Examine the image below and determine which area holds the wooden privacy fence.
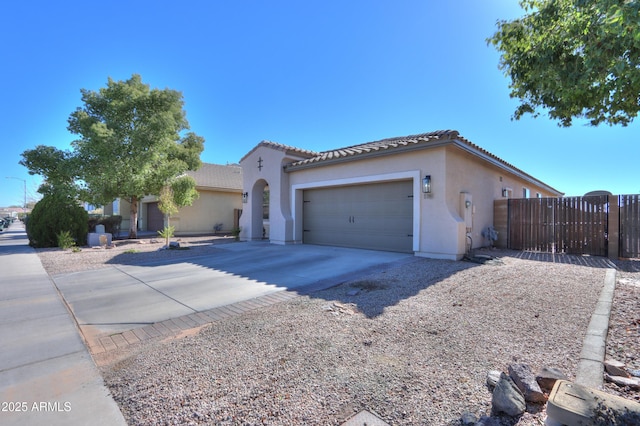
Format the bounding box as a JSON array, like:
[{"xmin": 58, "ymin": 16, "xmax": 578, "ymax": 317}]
[
  {"xmin": 620, "ymin": 194, "xmax": 640, "ymax": 258},
  {"xmin": 494, "ymin": 194, "xmax": 640, "ymax": 259}
]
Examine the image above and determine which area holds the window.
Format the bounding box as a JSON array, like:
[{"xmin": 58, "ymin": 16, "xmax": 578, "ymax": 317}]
[{"xmin": 523, "ymin": 188, "xmax": 530, "ymax": 198}]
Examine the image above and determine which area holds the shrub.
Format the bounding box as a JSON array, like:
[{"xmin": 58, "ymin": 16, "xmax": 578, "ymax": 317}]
[
  {"xmin": 158, "ymin": 225, "xmax": 175, "ymax": 248},
  {"xmin": 100, "ymin": 215, "xmax": 122, "ymax": 236},
  {"xmin": 57, "ymin": 230, "xmax": 76, "ymax": 250},
  {"xmin": 88, "ymin": 215, "xmax": 122, "ymax": 236},
  {"xmin": 27, "ymin": 193, "xmax": 89, "ymax": 248}
]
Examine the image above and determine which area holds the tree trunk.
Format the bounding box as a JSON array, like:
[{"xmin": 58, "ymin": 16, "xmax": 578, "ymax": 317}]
[
  {"xmin": 164, "ymin": 214, "xmax": 170, "ymax": 248},
  {"xmin": 128, "ymin": 195, "xmax": 138, "ymax": 239}
]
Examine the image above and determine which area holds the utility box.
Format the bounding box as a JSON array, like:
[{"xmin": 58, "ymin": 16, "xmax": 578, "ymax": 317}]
[
  {"xmin": 87, "ymin": 232, "xmax": 112, "ymax": 247},
  {"xmin": 546, "ymin": 380, "xmax": 640, "ymax": 425}
]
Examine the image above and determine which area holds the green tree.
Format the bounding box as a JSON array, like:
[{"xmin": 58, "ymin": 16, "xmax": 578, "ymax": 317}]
[
  {"xmin": 488, "ymin": 0, "xmax": 640, "ymax": 126},
  {"xmin": 21, "ymin": 74, "xmax": 204, "ymax": 238},
  {"xmin": 20, "ymin": 145, "xmax": 80, "ymax": 198},
  {"xmin": 157, "ymin": 175, "xmax": 199, "ymax": 247}
]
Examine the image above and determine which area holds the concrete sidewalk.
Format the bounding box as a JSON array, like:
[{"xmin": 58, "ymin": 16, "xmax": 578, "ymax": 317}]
[{"xmin": 0, "ymin": 222, "xmax": 126, "ymax": 426}]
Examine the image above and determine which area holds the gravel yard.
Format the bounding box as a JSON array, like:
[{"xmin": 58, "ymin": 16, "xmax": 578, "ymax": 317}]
[{"xmin": 37, "ymin": 238, "xmax": 639, "ymax": 425}]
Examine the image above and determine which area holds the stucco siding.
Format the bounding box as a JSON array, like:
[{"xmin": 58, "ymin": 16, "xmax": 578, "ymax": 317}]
[
  {"xmin": 169, "ymin": 189, "xmax": 241, "ymax": 234},
  {"xmin": 444, "ymin": 146, "xmax": 560, "ymax": 249},
  {"xmin": 287, "ymin": 147, "xmax": 467, "ymax": 259}
]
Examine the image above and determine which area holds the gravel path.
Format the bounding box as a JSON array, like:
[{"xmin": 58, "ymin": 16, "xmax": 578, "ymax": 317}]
[{"xmin": 36, "ymin": 240, "xmax": 639, "ymax": 425}]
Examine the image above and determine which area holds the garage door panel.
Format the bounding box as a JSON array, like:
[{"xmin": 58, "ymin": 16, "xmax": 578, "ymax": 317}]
[{"xmin": 303, "ymin": 180, "xmax": 413, "ymax": 253}]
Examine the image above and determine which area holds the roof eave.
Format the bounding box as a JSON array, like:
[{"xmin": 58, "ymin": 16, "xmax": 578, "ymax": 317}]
[
  {"xmin": 451, "ymin": 140, "xmax": 564, "ymax": 196},
  {"xmin": 283, "ymin": 139, "xmax": 452, "ymax": 172},
  {"xmin": 283, "ymin": 137, "xmax": 563, "ymax": 196},
  {"xmin": 195, "ymin": 185, "xmax": 243, "ymax": 193}
]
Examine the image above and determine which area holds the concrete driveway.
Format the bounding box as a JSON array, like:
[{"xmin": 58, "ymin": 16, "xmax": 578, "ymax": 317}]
[{"xmin": 51, "ymin": 242, "xmax": 412, "ymax": 339}]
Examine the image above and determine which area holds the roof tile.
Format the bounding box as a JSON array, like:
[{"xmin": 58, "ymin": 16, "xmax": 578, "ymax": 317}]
[{"xmin": 186, "ymin": 163, "xmax": 243, "ymax": 191}]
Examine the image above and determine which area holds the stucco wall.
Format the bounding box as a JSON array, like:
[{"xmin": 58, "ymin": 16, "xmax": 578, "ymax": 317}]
[
  {"xmin": 115, "ymin": 190, "xmax": 241, "ymax": 235},
  {"xmin": 168, "ymin": 189, "xmax": 241, "ymax": 234},
  {"xmin": 444, "ymin": 146, "xmax": 561, "ymax": 250},
  {"xmin": 285, "ymin": 147, "xmax": 468, "ymax": 259},
  {"xmin": 240, "ymin": 145, "xmax": 310, "ymax": 244}
]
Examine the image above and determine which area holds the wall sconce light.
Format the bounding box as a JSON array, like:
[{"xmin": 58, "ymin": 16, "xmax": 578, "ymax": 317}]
[
  {"xmin": 465, "ymin": 200, "xmax": 471, "ymax": 209},
  {"xmin": 422, "ymin": 175, "xmax": 431, "ymax": 194},
  {"xmin": 242, "ymin": 192, "xmax": 248, "ymax": 203}
]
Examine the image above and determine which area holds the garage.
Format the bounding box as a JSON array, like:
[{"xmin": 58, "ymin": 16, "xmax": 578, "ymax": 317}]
[
  {"xmin": 146, "ymin": 202, "xmax": 165, "ymax": 232},
  {"xmin": 302, "ymin": 180, "xmax": 413, "ymax": 253}
]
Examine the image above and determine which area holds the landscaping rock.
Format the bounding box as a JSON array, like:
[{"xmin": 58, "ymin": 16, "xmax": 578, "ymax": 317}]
[
  {"xmin": 492, "ymin": 372, "xmax": 526, "ymax": 417},
  {"xmin": 508, "ymin": 363, "xmax": 547, "ymax": 403},
  {"xmin": 460, "ymin": 411, "xmax": 477, "ymax": 425},
  {"xmin": 486, "ymin": 370, "xmax": 501, "ymax": 388},
  {"xmin": 475, "ymin": 415, "xmax": 502, "ymax": 425},
  {"xmin": 604, "ymin": 359, "xmax": 630, "ymax": 378},
  {"xmin": 536, "ymin": 366, "xmax": 568, "ymax": 392},
  {"xmin": 604, "ymin": 373, "xmax": 640, "ymax": 389}
]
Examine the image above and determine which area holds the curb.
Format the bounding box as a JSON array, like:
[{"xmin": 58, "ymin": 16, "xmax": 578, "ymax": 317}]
[{"xmin": 575, "ymin": 268, "xmax": 616, "ymax": 388}]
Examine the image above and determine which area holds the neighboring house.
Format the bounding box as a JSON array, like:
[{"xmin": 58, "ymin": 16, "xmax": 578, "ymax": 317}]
[
  {"xmin": 239, "ymin": 130, "xmax": 563, "ymax": 260},
  {"xmin": 105, "ymin": 163, "xmax": 243, "ymax": 235}
]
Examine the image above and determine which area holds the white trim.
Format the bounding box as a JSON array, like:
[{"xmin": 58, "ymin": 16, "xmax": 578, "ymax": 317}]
[{"xmin": 291, "ymin": 170, "xmax": 422, "ymax": 252}]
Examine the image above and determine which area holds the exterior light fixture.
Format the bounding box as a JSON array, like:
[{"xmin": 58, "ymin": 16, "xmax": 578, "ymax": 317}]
[
  {"xmin": 242, "ymin": 192, "xmax": 248, "ymax": 203},
  {"xmin": 422, "ymin": 175, "xmax": 431, "ymax": 194},
  {"xmin": 465, "ymin": 200, "xmax": 471, "ymax": 209}
]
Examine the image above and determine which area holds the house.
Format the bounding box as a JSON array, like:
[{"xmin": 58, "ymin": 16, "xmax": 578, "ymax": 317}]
[
  {"xmin": 106, "ymin": 163, "xmax": 243, "ymax": 235},
  {"xmin": 239, "ymin": 130, "xmax": 563, "ymax": 260}
]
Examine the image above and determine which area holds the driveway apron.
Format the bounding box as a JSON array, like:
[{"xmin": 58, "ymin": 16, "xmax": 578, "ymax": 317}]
[{"xmin": 51, "ymin": 242, "xmax": 412, "ymax": 339}]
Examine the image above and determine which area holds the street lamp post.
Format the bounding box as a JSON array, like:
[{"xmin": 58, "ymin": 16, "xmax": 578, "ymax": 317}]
[{"xmin": 5, "ymin": 177, "xmax": 26, "ymax": 210}]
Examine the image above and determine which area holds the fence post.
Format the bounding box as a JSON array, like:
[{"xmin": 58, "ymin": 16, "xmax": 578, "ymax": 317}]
[
  {"xmin": 608, "ymin": 195, "xmax": 619, "ymax": 260},
  {"xmin": 493, "ymin": 200, "xmax": 509, "ymax": 248}
]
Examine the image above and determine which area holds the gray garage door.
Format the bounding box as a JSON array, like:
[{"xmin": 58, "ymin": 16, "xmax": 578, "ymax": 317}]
[
  {"xmin": 147, "ymin": 202, "xmax": 165, "ymax": 231},
  {"xmin": 303, "ymin": 180, "xmax": 413, "ymax": 253}
]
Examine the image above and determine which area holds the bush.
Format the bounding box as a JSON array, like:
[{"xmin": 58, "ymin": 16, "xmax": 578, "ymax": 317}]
[
  {"xmin": 27, "ymin": 193, "xmax": 89, "ymax": 248},
  {"xmin": 57, "ymin": 230, "xmax": 76, "ymax": 250},
  {"xmin": 88, "ymin": 215, "xmax": 122, "ymax": 236},
  {"xmin": 100, "ymin": 215, "xmax": 122, "ymax": 236}
]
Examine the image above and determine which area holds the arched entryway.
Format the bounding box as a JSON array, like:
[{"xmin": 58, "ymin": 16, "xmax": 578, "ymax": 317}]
[{"xmin": 250, "ymin": 179, "xmax": 270, "ymax": 240}]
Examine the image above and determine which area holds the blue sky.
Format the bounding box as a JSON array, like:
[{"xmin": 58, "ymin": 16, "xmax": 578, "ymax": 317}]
[{"xmin": 1, "ymin": 1, "xmax": 638, "ymax": 207}]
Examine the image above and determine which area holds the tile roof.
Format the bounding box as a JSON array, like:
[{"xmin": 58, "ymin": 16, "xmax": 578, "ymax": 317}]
[
  {"xmin": 281, "ymin": 130, "xmax": 562, "ymax": 195},
  {"xmin": 284, "ymin": 130, "xmax": 462, "ymax": 170},
  {"xmin": 186, "ymin": 163, "xmax": 243, "ymax": 191},
  {"xmin": 239, "ymin": 140, "xmax": 319, "ymax": 163}
]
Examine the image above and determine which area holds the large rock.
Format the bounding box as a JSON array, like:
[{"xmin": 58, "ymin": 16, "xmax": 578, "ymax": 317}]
[
  {"xmin": 492, "ymin": 372, "xmax": 526, "ymax": 417},
  {"xmin": 509, "ymin": 363, "xmax": 547, "ymax": 403},
  {"xmin": 536, "ymin": 366, "xmax": 568, "ymax": 392},
  {"xmin": 604, "ymin": 359, "xmax": 630, "ymax": 378}
]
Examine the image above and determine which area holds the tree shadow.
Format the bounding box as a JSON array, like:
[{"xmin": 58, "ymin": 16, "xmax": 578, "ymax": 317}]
[
  {"xmin": 102, "ymin": 244, "xmax": 629, "ymax": 320},
  {"xmin": 299, "ymin": 258, "xmax": 479, "ymax": 318},
  {"xmin": 104, "ymin": 243, "xmax": 483, "ymax": 319}
]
